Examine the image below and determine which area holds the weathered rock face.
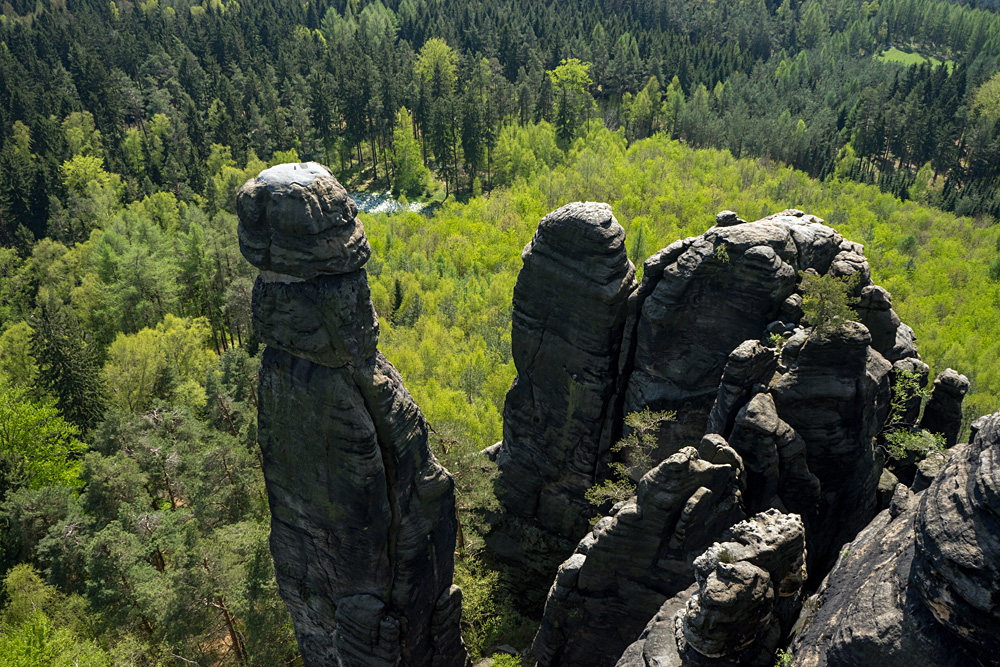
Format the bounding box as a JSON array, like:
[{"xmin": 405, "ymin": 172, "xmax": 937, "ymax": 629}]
[
  {"xmin": 623, "ymin": 210, "xmax": 869, "ymax": 447},
  {"xmin": 767, "ymin": 323, "xmax": 892, "ymax": 574},
  {"xmin": 855, "ymin": 285, "xmax": 919, "ymax": 363},
  {"xmin": 239, "ymin": 163, "xmax": 468, "ymax": 667},
  {"xmin": 705, "ymin": 341, "xmax": 777, "ymax": 438},
  {"xmin": 912, "ymin": 412, "xmax": 1000, "ymax": 662},
  {"xmin": 615, "ymin": 510, "xmax": 806, "ymax": 667},
  {"xmin": 919, "ymin": 368, "xmax": 969, "ymax": 447},
  {"xmin": 531, "ymin": 444, "xmax": 744, "ymax": 667},
  {"xmin": 487, "ymin": 202, "xmax": 637, "ymax": 608},
  {"xmin": 789, "ymin": 410, "xmax": 1000, "ymax": 667},
  {"xmin": 725, "ymin": 392, "xmax": 819, "ymax": 522}
]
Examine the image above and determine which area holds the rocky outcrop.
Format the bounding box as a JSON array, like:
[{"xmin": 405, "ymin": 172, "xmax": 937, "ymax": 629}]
[
  {"xmin": 919, "ymin": 368, "xmax": 969, "ymax": 447},
  {"xmin": 487, "ymin": 202, "xmax": 637, "ymax": 608},
  {"xmin": 912, "ymin": 412, "xmax": 1000, "ymax": 662},
  {"xmin": 789, "ymin": 410, "xmax": 1000, "ymax": 666},
  {"xmin": 705, "ymin": 341, "xmax": 777, "ymax": 437},
  {"xmin": 855, "ymin": 285, "xmax": 919, "ymax": 363},
  {"xmin": 767, "ymin": 323, "xmax": 891, "ymax": 574},
  {"xmin": 239, "ymin": 163, "xmax": 468, "ymax": 667},
  {"xmin": 531, "ymin": 443, "xmax": 743, "ymax": 667},
  {"xmin": 623, "ymin": 210, "xmax": 870, "ymax": 448},
  {"xmin": 615, "ymin": 510, "xmax": 806, "ymax": 667},
  {"xmin": 725, "ymin": 392, "xmax": 819, "ymax": 521}
]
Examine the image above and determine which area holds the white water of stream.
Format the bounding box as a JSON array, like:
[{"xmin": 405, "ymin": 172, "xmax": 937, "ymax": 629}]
[{"xmin": 349, "ymin": 192, "xmax": 434, "ymax": 214}]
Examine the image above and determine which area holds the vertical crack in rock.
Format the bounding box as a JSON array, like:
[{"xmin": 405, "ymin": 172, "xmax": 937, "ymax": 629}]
[
  {"xmin": 486, "ymin": 202, "xmax": 637, "ymax": 610},
  {"xmin": 238, "ymin": 162, "xmax": 469, "ymax": 667},
  {"xmin": 768, "ymin": 322, "xmax": 891, "ymax": 576}
]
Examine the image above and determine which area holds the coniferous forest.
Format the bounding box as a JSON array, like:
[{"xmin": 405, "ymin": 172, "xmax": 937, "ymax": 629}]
[{"xmin": 0, "ymin": 0, "xmax": 999, "ymax": 664}]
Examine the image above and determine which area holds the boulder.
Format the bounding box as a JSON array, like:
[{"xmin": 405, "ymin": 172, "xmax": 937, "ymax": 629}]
[{"xmin": 239, "ymin": 164, "xmax": 468, "ymax": 667}]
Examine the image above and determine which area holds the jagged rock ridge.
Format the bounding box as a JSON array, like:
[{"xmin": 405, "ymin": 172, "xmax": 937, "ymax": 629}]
[
  {"xmin": 615, "ymin": 509, "xmax": 807, "ymax": 667},
  {"xmin": 238, "ymin": 162, "xmax": 468, "ymax": 667},
  {"xmin": 496, "ymin": 205, "xmax": 972, "ymax": 667},
  {"xmin": 531, "ymin": 441, "xmax": 744, "ymax": 666}
]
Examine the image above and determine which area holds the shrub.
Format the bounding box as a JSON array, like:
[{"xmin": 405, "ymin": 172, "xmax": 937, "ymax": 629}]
[{"xmin": 799, "ymin": 271, "xmax": 858, "ymax": 335}]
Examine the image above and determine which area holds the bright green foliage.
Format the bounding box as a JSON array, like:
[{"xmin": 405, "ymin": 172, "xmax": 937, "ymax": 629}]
[
  {"xmin": 882, "ymin": 369, "xmax": 941, "ymax": 461},
  {"xmin": 972, "ymin": 72, "xmax": 1000, "ymax": 123},
  {"xmin": 391, "ymin": 107, "xmax": 431, "ymax": 196},
  {"xmin": 61, "ymin": 112, "xmax": 104, "ymax": 160},
  {"xmin": 886, "ymin": 369, "xmax": 930, "ymax": 429},
  {"xmin": 884, "ymin": 428, "xmax": 945, "ymax": 461},
  {"xmin": 50, "ymin": 155, "xmax": 123, "ymax": 244},
  {"xmin": 415, "ymin": 38, "xmax": 458, "ymax": 91},
  {"xmin": 799, "ymin": 272, "xmax": 859, "ymax": 335},
  {"xmin": 2, "ymin": 406, "xmax": 296, "ymax": 666},
  {"xmin": 452, "ymin": 558, "xmax": 533, "ymax": 660},
  {"xmin": 102, "ymin": 315, "xmax": 215, "ymax": 414},
  {"xmin": 0, "ymin": 565, "xmax": 114, "ymax": 667},
  {"xmin": 0, "ymin": 322, "xmax": 38, "ymax": 389},
  {"xmin": 0, "ymin": 378, "xmax": 85, "ymax": 491},
  {"xmin": 548, "ymin": 59, "xmax": 594, "ymax": 146},
  {"xmin": 586, "ymin": 408, "xmax": 675, "ymax": 507}
]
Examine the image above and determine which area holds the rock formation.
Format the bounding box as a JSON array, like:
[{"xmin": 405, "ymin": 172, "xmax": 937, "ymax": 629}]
[
  {"xmin": 487, "ymin": 202, "xmax": 637, "ymax": 608},
  {"xmin": 531, "ymin": 442, "xmax": 743, "ymax": 667},
  {"xmin": 491, "ymin": 206, "xmax": 942, "ymax": 665},
  {"xmin": 919, "ymin": 368, "xmax": 969, "ymax": 447},
  {"xmin": 855, "ymin": 285, "xmax": 919, "ymax": 363},
  {"xmin": 621, "ymin": 209, "xmax": 885, "ymax": 448},
  {"xmin": 767, "ymin": 322, "xmax": 891, "ymax": 574},
  {"xmin": 238, "ymin": 162, "xmax": 468, "ymax": 667},
  {"xmin": 615, "ymin": 510, "xmax": 807, "ymax": 667},
  {"xmin": 789, "ymin": 410, "xmax": 1000, "ymax": 666}
]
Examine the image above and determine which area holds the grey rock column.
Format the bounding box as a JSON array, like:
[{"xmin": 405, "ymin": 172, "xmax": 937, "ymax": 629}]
[
  {"xmin": 237, "ymin": 163, "xmax": 468, "ymax": 667},
  {"xmin": 769, "ymin": 322, "xmax": 891, "ymax": 576},
  {"xmin": 919, "ymin": 368, "xmax": 969, "ymax": 447},
  {"xmin": 486, "ymin": 202, "xmax": 637, "ymax": 610}
]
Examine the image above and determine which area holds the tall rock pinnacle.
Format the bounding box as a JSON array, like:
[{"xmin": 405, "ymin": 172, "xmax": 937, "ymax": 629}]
[
  {"xmin": 237, "ymin": 163, "xmax": 469, "ymax": 667},
  {"xmin": 485, "ymin": 202, "xmax": 637, "ymax": 610}
]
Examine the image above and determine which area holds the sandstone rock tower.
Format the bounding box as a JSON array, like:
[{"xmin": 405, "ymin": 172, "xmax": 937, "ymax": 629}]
[
  {"xmin": 486, "ymin": 202, "xmax": 637, "ymax": 608},
  {"xmin": 237, "ymin": 163, "xmax": 468, "ymax": 667}
]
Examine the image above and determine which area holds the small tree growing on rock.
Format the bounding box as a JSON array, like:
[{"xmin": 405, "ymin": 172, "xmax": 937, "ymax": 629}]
[
  {"xmin": 586, "ymin": 408, "xmax": 675, "ymax": 507},
  {"xmin": 799, "ymin": 271, "xmax": 859, "ymax": 335}
]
